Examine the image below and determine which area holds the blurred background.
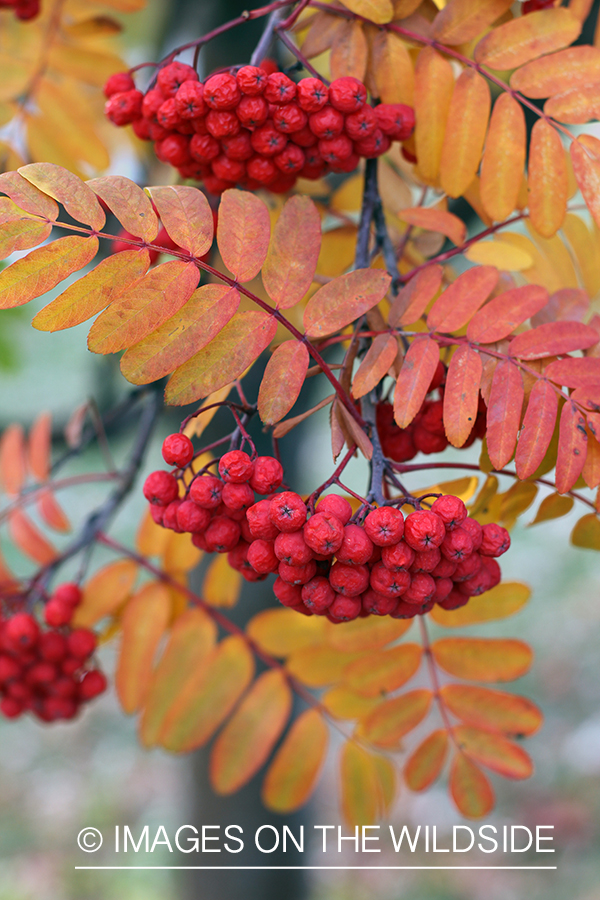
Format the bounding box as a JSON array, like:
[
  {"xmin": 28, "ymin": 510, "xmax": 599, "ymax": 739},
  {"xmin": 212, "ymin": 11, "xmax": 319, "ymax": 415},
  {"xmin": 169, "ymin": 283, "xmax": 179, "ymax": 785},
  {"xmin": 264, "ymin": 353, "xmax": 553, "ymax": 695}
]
[{"xmin": 0, "ymin": 0, "xmax": 599, "ymax": 898}]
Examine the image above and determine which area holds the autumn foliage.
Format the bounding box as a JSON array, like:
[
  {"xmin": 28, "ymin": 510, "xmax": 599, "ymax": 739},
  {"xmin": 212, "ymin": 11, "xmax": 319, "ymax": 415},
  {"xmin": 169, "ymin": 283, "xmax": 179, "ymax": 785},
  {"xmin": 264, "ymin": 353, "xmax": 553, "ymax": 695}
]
[{"xmin": 1, "ymin": 0, "xmax": 600, "ymax": 824}]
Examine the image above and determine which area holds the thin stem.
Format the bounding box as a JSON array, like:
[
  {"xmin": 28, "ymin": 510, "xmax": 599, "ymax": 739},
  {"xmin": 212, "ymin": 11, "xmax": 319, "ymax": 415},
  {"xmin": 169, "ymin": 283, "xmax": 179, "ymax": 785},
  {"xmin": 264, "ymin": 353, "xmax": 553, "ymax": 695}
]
[
  {"xmin": 419, "ymin": 617, "xmax": 460, "ymax": 747},
  {"xmin": 275, "ymin": 28, "xmax": 329, "ymax": 81},
  {"xmin": 250, "ymin": 5, "xmax": 290, "ymax": 66},
  {"xmin": 355, "ymin": 158, "xmax": 379, "ymax": 270}
]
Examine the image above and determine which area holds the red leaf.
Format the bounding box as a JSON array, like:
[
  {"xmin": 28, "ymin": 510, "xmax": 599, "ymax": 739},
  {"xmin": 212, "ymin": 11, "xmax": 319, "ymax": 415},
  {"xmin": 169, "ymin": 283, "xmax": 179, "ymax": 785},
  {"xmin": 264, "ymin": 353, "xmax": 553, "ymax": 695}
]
[
  {"xmin": 398, "ymin": 207, "xmax": 466, "ymax": 245},
  {"xmin": 514, "ymin": 379, "xmax": 559, "ymax": 479},
  {"xmin": 0, "ymin": 424, "xmax": 26, "ymax": 495},
  {"xmin": 510, "ymin": 322, "xmax": 600, "ymax": 360},
  {"xmin": 570, "ymin": 140, "xmax": 600, "ymax": 229},
  {"xmin": 217, "ymin": 189, "xmax": 270, "ymax": 281},
  {"xmin": 352, "ymin": 333, "xmax": 398, "ymax": 399},
  {"xmin": 467, "ymin": 285, "xmax": 549, "ymax": 344},
  {"xmin": 486, "ymin": 359, "xmax": 524, "ymax": 469},
  {"xmin": 87, "ymin": 175, "xmax": 159, "ymax": 242},
  {"xmin": 146, "ymin": 185, "xmax": 214, "ymax": 257},
  {"xmin": 28, "ymin": 413, "xmax": 51, "ymax": 482},
  {"xmin": 19, "ymin": 163, "xmax": 105, "ymax": 230},
  {"xmin": 304, "ymin": 269, "xmax": 391, "ymax": 338},
  {"xmin": 262, "ymin": 195, "xmax": 321, "ymax": 310},
  {"xmin": 120, "ymin": 285, "xmax": 240, "ymax": 385},
  {"xmin": 393, "ymin": 336, "xmax": 440, "ymax": 429},
  {"xmin": 545, "ymin": 356, "xmax": 600, "ymax": 387},
  {"xmin": 555, "ymin": 400, "xmax": 588, "ymax": 493},
  {"xmin": 87, "ymin": 260, "xmax": 200, "ymax": 355},
  {"xmin": 166, "ymin": 311, "xmax": 277, "ymax": 406},
  {"xmin": 37, "ymin": 488, "xmax": 71, "ymax": 533},
  {"xmin": 8, "ymin": 510, "xmax": 58, "ymax": 565},
  {"xmin": 427, "ymin": 266, "xmax": 498, "ymax": 333},
  {"xmin": 388, "ymin": 264, "xmax": 443, "ymax": 327},
  {"xmin": 443, "ymin": 344, "xmax": 483, "ymax": 447},
  {"xmin": 258, "ymin": 341, "xmax": 309, "ymax": 425}
]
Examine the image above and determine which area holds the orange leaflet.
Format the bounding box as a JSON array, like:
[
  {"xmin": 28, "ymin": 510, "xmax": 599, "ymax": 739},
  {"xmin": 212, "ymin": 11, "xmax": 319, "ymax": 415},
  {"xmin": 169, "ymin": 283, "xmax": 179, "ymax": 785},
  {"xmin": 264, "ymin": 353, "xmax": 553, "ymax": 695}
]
[
  {"xmin": 545, "ymin": 356, "xmax": 600, "ymax": 387},
  {"xmin": 304, "ymin": 269, "xmax": 391, "ymax": 338},
  {"xmin": 413, "ymin": 48, "xmax": 454, "ymax": 185},
  {"xmin": 159, "ymin": 635, "xmax": 255, "ymax": 752},
  {"xmin": 510, "ymin": 45, "xmax": 600, "ymax": 98},
  {"xmin": 87, "ymin": 259, "xmax": 199, "ymax": 355},
  {"xmin": 529, "ymin": 492, "xmax": 574, "ymax": 525},
  {"xmin": 393, "ymin": 336, "xmax": 440, "ymax": 429},
  {"xmin": 336, "ymin": 0, "xmax": 393, "ymax": 25},
  {"xmin": 258, "ymin": 340, "xmax": 309, "ymax": 425},
  {"xmin": 166, "ymin": 311, "xmax": 277, "ymax": 405},
  {"xmin": 404, "ymin": 730, "xmax": 449, "ymax": 792},
  {"xmin": 480, "ymin": 94, "xmax": 526, "ymax": 223},
  {"xmin": 326, "ymin": 615, "xmax": 411, "ymax": 652},
  {"xmin": 73, "ymin": 559, "xmax": 138, "ymax": 629},
  {"xmin": 28, "ymin": 412, "xmax": 51, "ymax": 481},
  {"xmin": 343, "ymin": 644, "xmax": 422, "ymax": 697},
  {"xmin": 427, "ymin": 266, "xmax": 498, "ymax": 333},
  {"xmin": 247, "ymin": 608, "xmax": 326, "ymax": 657},
  {"xmin": 431, "ymin": 637, "xmax": 533, "ymax": 682},
  {"xmin": 449, "ymin": 752, "xmax": 494, "ymax": 819},
  {"xmin": 209, "ymin": 669, "xmax": 292, "ymax": 795},
  {"xmin": 453, "ymin": 726, "xmax": 533, "ymax": 780},
  {"xmin": 87, "ymin": 175, "xmax": 159, "ymax": 242},
  {"xmin": 528, "ymin": 120, "xmax": 568, "ymax": 238},
  {"xmin": 510, "ymin": 321, "xmax": 600, "ymax": 360},
  {"xmin": 432, "ymin": 0, "xmax": 513, "ymax": 45},
  {"xmin": 370, "ymin": 31, "xmax": 414, "ymax": 106},
  {"xmin": 217, "ymin": 189, "xmax": 270, "ymax": 281},
  {"xmin": 32, "ymin": 250, "xmax": 150, "ymax": 332},
  {"xmin": 429, "ymin": 581, "xmax": 531, "ymax": 627},
  {"xmin": 398, "ymin": 207, "xmax": 466, "ymax": 246},
  {"xmin": 441, "ymin": 685, "xmax": 542, "ymax": 737},
  {"xmin": 514, "ymin": 379, "xmax": 559, "ymax": 479},
  {"xmin": 474, "ymin": 7, "xmax": 582, "ymax": 70},
  {"xmin": 545, "ymin": 86, "xmax": 600, "ymax": 125},
  {"xmin": 120, "ymin": 285, "xmax": 240, "ymax": 385},
  {"xmin": 0, "ymin": 423, "xmax": 26, "ymax": 494},
  {"xmin": 0, "ymin": 235, "xmax": 99, "ymax": 310},
  {"xmin": 359, "ymin": 689, "xmax": 433, "ymax": 747},
  {"xmin": 262, "ymin": 195, "xmax": 321, "ymax": 310},
  {"xmin": 571, "ymin": 512, "xmax": 600, "ymax": 549},
  {"xmin": 569, "ymin": 141, "xmax": 600, "ymax": 229},
  {"xmin": 486, "ymin": 359, "xmax": 524, "ymax": 470},
  {"xmin": 8, "ymin": 509, "xmax": 58, "ymax": 565},
  {"xmin": 0, "ymin": 171, "xmax": 59, "ymax": 219},
  {"xmin": 262, "ymin": 709, "xmax": 328, "ymax": 813},
  {"xmin": 555, "ymin": 400, "xmax": 588, "ymax": 494},
  {"xmin": 37, "ymin": 489, "xmax": 70, "ymax": 533},
  {"xmin": 389, "ymin": 264, "xmax": 443, "ymax": 327},
  {"xmin": 330, "ymin": 19, "xmax": 368, "ymax": 82},
  {"xmin": 340, "ymin": 743, "xmax": 381, "ymax": 827},
  {"xmin": 467, "ymin": 284, "xmax": 548, "ymax": 344},
  {"xmin": 115, "ymin": 581, "xmax": 171, "ymax": 715},
  {"xmin": 139, "ymin": 608, "xmax": 218, "ymax": 748},
  {"xmin": 0, "ymin": 217, "xmax": 52, "ymax": 261},
  {"xmin": 439, "ymin": 69, "xmax": 491, "ymax": 200},
  {"xmin": 352, "ymin": 333, "xmax": 398, "ymax": 399},
  {"xmin": 18, "ymin": 162, "xmax": 105, "ymax": 230},
  {"xmin": 146, "ymin": 185, "xmax": 213, "ymax": 257},
  {"xmin": 443, "ymin": 344, "xmax": 483, "ymax": 448}
]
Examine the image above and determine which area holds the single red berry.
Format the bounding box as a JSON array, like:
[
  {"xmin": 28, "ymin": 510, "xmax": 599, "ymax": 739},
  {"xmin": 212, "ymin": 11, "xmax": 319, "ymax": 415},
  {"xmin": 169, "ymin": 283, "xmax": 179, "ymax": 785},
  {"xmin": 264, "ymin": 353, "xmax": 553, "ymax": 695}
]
[
  {"xmin": 329, "ymin": 562, "xmax": 370, "ymax": 597},
  {"xmin": 221, "ymin": 131, "xmax": 253, "ymax": 160},
  {"xmin": 274, "ymin": 531, "xmax": 314, "ymax": 566},
  {"xmin": 329, "ymin": 151, "xmax": 360, "ymax": 174},
  {"xmin": 354, "ymin": 128, "xmax": 390, "ymax": 158},
  {"xmin": 269, "ymin": 492, "xmax": 307, "ymax": 533},
  {"xmin": 432, "ymin": 577, "xmax": 454, "ymax": 603},
  {"xmin": 190, "ymin": 133, "xmax": 220, "ymax": 162},
  {"xmin": 142, "ymin": 471, "xmax": 179, "ymax": 506},
  {"xmin": 104, "ymin": 72, "xmax": 135, "ymax": 98},
  {"xmin": 413, "ymin": 427, "xmax": 448, "ymax": 455},
  {"xmin": 44, "ymin": 600, "xmax": 73, "ymax": 628},
  {"xmin": 329, "ymin": 77, "xmax": 367, "ymax": 113},
  {"xmin": 390, "ymin": 599, "xmax": 420, "ymax": 619},
  {"xmin": 162, "ymin": 433, "xmax": 194, "ymax": 468},
  {"xmin": 0, "ymin": 655, "xmax": 20, "ymax": 683},
  {"xmin": 404, "ymin": 510, "xmax": 445, "ymax": 551},
  {"xmin": 461, "ymin": 517, "xmax": 483, "ymax": 552},
  {"xmin": 162, "ymin": 499, "xmax": 185, "ymax": 532},
  {"xmin": 297, "ymin": 78, "xmax": 329, "ymax": 112},
  {"xmin": 274, "ymin": 144, "xmax": 305, "ymax": 173},
  {"xmin": 303, "ymin": 513, "xmax": 344, "ymax": 555},
  {"xmin": 132, "ymin": 117, "xmax": 152, "ymax": 141},
  {"xmin": 249, "ymin": 456, "xmax": 283, "ymax": 495},
  {"xmin": 250, "ymin": 121, "xmax": 287, "ymax": 156},
  {"xmin": 175, "ymin": 80, "xmax": 206, "ymax": 119},
  {"xmin": 278, "ymin": 560, "xmax": 317, "ymax": 585},
  {"xmin": 308, "ymin": 105, "xmax": 344, "ymax": 139},
  {"xmin": 291, "ymin": 124, "xmax": 318, "ymax": 148},
  {"xmin": 206, "ymin": 109, "xmax": 240, "ymax": 138},
  {"xmin": 78, "ymin": 670, "xmax": 108, "ymax": 700},
  {"xmin": 52, "ymin": 582, "xmax": 82, "ymax": 607},
  {"xmin": 25, "ymin": 662, "xmax": 57, "ymax": 686},
  {"xmin": 438, "ymin": 589, "xmax": 470, "ymax": 611},
  {"xmin": 236, "ymin": 65, "xmax": 268, "ymax": 95},
  {"xmin": 141, "ymin": 88, "xmax": 165, "ymax": 121},
  {"xmin": 38, "ymin": 631, "xmax": 68, "ymax": 663},
  {"xmin": 480, "ymin": 523, "xmax": 511, "ymax": 557},
  {"xmin": 203, "ymin": 173, "xmax": 234, "ymax": 195},
  {"xmin": 247, "ymin": 156, "xmax": 278, "ymax": 184},
  {"xmin": 440, "ymin": 526, "xmax": 474, "ymax": 562},
  {"xmin": 381, "ymin": 540, "xmax": 415, "ymax": 572},
  {"xmin": 411, "ymin": 547, "xmax": 441, "ymax": 573},
  {"xmin": 204, "ymin": 73, "xmax": 241, "ymax": 110},
  {"xmin": 315, "ymin": 494, "xmax": 353, "ymax": 525},
  {"xmin": 176, "ymin": 500, "xmax": 211, "ymax": 533},
  {"xmin": 328, "ymin": 594, "xmax": 362, "ymax": 622},
  {"xmin": 344, "ymin": 106, "xmax": 377, "ymax": 140},
  {"xmin": 402, "ymin": 572, "xmax": 436, "ymax": 605},
  {"xmin": 5, "ymin": 613, "xmax": 39, "ymax": 651},
  {"xmin": 219, "ymin": 450, "xmax": 254, "ymax": 483},
  {"xmin": 156, "ymin": 98, "xmax": 183, "ymax": 130},
  {"xmin": 301, "ymin": 576, "xmax": 335, "ymax": 614},
  {"xmin": 273, "ymin": 577, "xmax": 303, "ymax": 608},
  {"xmin": 364, "ymin": 507, "xmax": 404, "ymax": 547},
  {"xmin": 247, "ymin": 539, "xmax": 279, "ymax": 575},
  {"xmin": 204, "ymin": 516, "xmax": 241, "ymax": 553},
  {"xmin": 479, "ymin": 555, "xmax": 501, "ymax": 588},
  {"xmin": 264, "ymin": 72, "xmax": 296, "ymax": 104},
  {"xmin": 189, "ymin": 474, "xmax": 222, "ymax": 508},
  {"xmin": 430, "ymin": 495, "xmax": 468, "ymax": 531},
  {"xmin": 370, "ymin": 561, "xmax": 411, "ymax": 598},
  {"xmin": 49, "ymin": 676, "xmax": 77, "ymax": 699},
  {"xmin": 272, "ymin": 103, "xmax": 307, "ymax": 134},
  {"xmin": 221, "ymin": 482, "xmax": 254, "ymax": 511},
  {"xmin": 431, "ymin": 556, "xmax": 457, "ymax": 578},
  {"xmin": 62, "ymin": 656, "xmax": 82, "ymax": 677},
  {"xmin": 212, "ymin": 155, "xmax": 246, "ymax": 182},
  {"xmin": 374, "ymin": 103, "xmax": 415, "ymax": 141},
  {"xmin": 247, "ymin": 499, "xmax": 280, "ymax": 540},
  {"xmin": 236, "ymin": 95, "xmax": 269, "ymax": 127},
  {"xmin": 0, "ymin": 697, "xmax": 24, "ymax": 718},
  {"xmin": 105, "ymin": 90, "xmax": 143, "ymax": 126},
  {"xmin": 155, "ymin": 134, "xmax": 192, "ymax": 167},
  {"xmin": 361, "ymin": 589, "xmax": 398, "ymax": 616},
  {"xmin": 157, "ymin": 62, "xmax": 198, "ymax": 98},
  {"xmin": 336, "ymin": 524, "xmax": 373, "ymax": 566}
]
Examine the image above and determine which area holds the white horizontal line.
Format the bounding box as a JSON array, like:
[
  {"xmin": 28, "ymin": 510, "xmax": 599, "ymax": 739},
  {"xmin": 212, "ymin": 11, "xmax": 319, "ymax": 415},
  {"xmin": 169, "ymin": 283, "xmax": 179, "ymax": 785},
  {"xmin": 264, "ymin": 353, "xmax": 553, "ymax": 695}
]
[{"xmin": 74, "ymin": 866, "xmax": 558, "ymax": 871}]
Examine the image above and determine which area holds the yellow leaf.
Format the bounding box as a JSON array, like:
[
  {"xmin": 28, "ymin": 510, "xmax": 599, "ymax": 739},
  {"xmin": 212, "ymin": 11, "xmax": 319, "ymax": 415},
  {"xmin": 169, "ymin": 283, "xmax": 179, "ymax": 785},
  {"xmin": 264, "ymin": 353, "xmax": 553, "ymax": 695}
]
[
  {"xmin": 480, "ymin": 94, "xmax": 526, "ymax": 222},
  {"xmin": 247, "ymin": 608, "xmax": 327, "ymax": 657},
  {"xmin": 371, "ymin": 31, "xmax": 414, "ymax": 105},
  {"xmin": 340, "ymin": 742, "xmax": 381, "ymax": 826},
  {"xmin": 287, "ymin": 645, "xmax": 365, "ymax": 687},
  {"xmin": 429, "ymin": 581, "xmax": 530, "ymax": 627},
  {"xmin": 73, "ymin": 559, "xmax": 138, "ymax": 628},
  {"xmin": 343, "ymin": 644, "xmax": 423, "ymax": 697},
  {"xmin": 528, "ymin": 120, "xmax": 568, "ymax": 238},
  {"xmin": 359, "ymin": 689, "xmax": 433, "ymax": 747},
  {"xmin": 465, "ymin": 240, "xmax": 533, "ymax": 271},
  {"xmin": 474, "ymin": 8, "xmax": 582, "ymax": 70},
  {"xmin": 162, "ymin": 530, "xmax": 202, "ymax": 573},
  {"xmin": 325, "ymin": 615, "xmax": 412, "ymax": 652},
  {"xmin": 571, "ymin": 512, "xmax": 600, "ymax": 549},
  {"xmin": 338, "ymin": 0, "xmax": 394, "ymax": 25},
  {"xmin": 262, "ymin": 709, "xmax": 328, "ymax": 812},
  {"xmin": 136, "ymin": 506, "xmax": 170, "ymax": 557},
  {"xmin": 202, "ymin": 553, "xmax": 242, "ymax": 607},
  {"xmin": 115, "ymin": 581, "xmax": 171, "ymax": 714},
  {"xmin": 330, "ymin": 19, "xmax": 368, "ymax": 81},
  {"xmin": 432, "ymin": 0, "xmax": 514, "ymax": 45},
  {"xmin": 322, "ymin": 686, "xmax": 381, "ymax": 720},
  {"xmin": 440, "ymin": 69, "xmax": 491, "ymax": 199}
]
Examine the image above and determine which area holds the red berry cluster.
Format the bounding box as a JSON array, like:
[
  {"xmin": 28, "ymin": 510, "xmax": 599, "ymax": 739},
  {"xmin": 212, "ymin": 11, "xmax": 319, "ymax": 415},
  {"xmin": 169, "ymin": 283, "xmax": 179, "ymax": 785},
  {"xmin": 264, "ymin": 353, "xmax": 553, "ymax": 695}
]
[
  {"xmin": 144, "ymin": 437, "xmax": 510, "ymax": 623},
  {"xmin": 104, "ymin": 64, "xmax": 415, "ymax": 194},
  {"xmin": 522, "ymin": 0, "xmax": 554, "ymax": 12},
  {"xmin": 0, "ymin": 583, "xmax": 106, "ymax": 722},
  {"xmin": 376, "ymin": 362, "xmax": 487, "ymax": 463},
  {"xmin": 0, "ymin": 0, "xmax": 39, "ymax": 19}
]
